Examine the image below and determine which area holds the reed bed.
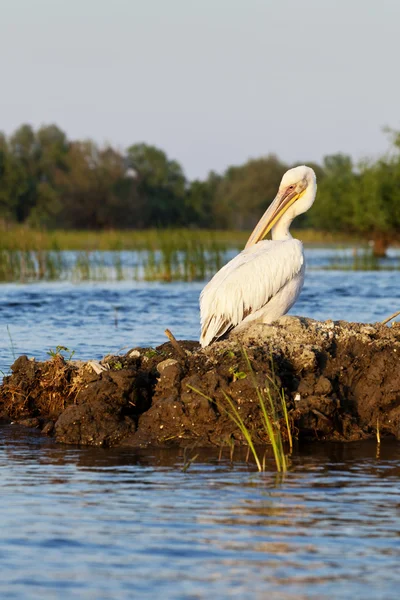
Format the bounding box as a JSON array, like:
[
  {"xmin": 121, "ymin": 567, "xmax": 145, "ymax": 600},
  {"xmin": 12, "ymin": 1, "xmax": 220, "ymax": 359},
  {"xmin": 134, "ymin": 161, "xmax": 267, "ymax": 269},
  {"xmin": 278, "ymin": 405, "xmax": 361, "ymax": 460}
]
[
  {"xmin": 328, "ymin": 246, "xmax": 400, "ymax": 271},
  {"xmin": 0, "ymin": 225, "xmax": 351, "ymax": 252},
  {"xmin": 0, "ymin": 248, "xmax": 232, "ymax": 283},
  {"xmin": 0, "ymin": 226, "xmax": 248, "ymax": 252},
  {"xmin": 0, "ymin": 227, "xmax": 243, "ymax": 282},
  {"xmin": 0, "ymin": 226, "xmax": 396, "ymax": 282}
]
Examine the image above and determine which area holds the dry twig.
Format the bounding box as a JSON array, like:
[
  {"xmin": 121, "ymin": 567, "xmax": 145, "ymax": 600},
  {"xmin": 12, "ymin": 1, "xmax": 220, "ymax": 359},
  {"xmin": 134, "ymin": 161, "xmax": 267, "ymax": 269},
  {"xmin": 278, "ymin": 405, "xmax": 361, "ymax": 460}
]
[
  {"xmin": 164, "ymin": 329, "xmax": 187, "ymax": 359},
  {"xmin": 382, "ymin": 310, "xmax": 400, "ymax": 326}
]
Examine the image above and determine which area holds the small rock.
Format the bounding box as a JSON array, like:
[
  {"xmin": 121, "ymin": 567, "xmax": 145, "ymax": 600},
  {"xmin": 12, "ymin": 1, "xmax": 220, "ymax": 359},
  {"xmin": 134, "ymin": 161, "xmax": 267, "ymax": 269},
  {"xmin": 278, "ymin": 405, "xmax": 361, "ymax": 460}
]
[
  {"xmin": 360, "ymin": 326, "xmax": 376, "ymax": 336},
  {"xmin": 157, "ymin": 358, "xmax": 182, "ymax": 388},
  {"xmin": 315, "ymin": 376, "xmax": 333, "ymax": 395},
  {"xmin": 157, "ymin": 359, "xmax": 180, "ymax": 375}
]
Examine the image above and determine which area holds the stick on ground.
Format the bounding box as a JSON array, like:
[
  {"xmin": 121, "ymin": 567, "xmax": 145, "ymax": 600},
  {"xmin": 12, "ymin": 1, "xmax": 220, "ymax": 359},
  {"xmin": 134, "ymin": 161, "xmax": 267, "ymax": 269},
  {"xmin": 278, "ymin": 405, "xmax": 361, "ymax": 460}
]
[
  {"xmin": 382, "ymin": 310, "xmax": 400, "ymax": 325},
  {"xmin": 164, "ymin": 329, "xmax": 187, "ymax": 359}
]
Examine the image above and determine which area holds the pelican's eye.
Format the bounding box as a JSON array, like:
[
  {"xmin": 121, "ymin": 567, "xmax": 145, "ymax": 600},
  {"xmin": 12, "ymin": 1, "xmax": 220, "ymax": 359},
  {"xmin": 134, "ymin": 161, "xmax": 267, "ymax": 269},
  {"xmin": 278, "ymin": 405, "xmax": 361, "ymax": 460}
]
[{"xmin": 287, "ymin": 185, "xmax": 295, "ymax": 191}]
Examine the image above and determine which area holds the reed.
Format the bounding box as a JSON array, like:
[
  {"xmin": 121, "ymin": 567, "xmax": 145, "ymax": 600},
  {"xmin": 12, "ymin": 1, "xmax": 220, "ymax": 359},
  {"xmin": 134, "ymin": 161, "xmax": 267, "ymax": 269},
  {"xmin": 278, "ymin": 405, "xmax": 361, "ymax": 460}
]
[
  {"xmin": 328, "ymin": 246, "xmax": 400, "ymax": 271},
  {"xmin": 187, "ymin": 384, "xmax": 264, "ymax": 471},
  {"xmin": 0, "ymin": 227, "xmax": 244, "ymax": 282},
  {"xmin": 241, "ymin": 348, "xmax": 289, "ymax": 471},
  {"xmin": 266, "ymin": 352, "xmax": 293, "ymax": 450},
  {"xmin": 0, "ymin": 226, "xmax": 394, "ymax": 282},
  {"xmin": 0, "ymin": 226, "xmax": 247, "ymax": 252},
  {"xmin": 187, "ymin": 349, "xmax": 290, "ymax": 472},
  {"xmin": 0, "ymin": 224, "xmax": 353, "ymax": 252}
]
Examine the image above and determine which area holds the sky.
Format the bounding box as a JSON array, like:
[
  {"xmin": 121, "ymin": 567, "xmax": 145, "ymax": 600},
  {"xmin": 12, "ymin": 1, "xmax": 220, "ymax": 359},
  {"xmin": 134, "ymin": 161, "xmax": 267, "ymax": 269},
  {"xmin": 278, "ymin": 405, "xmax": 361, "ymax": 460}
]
[{"xmin": 1, "ymin": 0, "xmax": 399, "ymax": 180}]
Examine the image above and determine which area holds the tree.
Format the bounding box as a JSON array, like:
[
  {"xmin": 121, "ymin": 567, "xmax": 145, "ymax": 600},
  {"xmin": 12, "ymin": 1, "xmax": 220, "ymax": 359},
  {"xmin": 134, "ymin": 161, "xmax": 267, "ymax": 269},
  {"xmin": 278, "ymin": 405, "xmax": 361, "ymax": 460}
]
[
  {"xmin": 310, "ymin": 142, "xmax": 400, "ymax": 255},
  {"xmin": 185, "ymin": 171, "xmax": 220, "ymax": 227},
  {"xmin": 213, "ymin": 155, "xmax": 288, "ymax": 229},
  {"xmin": 27, "ymin": 125, "xmax": 69, "ymax": 226},
  {"xmin": 126, "ymin": 144, "xmax": 186, "ymax": 227},
  {"xmin": 55, "ymin": 142, "xmax": 138, "ymax": 229},
  {"xmin": 309, "ymin": 154, "xmax": 357, "ymax": 233},
  {"xmin": 1, "ymin": 120, "xmax": 400, "ymax": 250},
  {"xmin": 8, "ymin": 124, "xmax": 39, "ymax": 221},
  {"xmin": 0, "ymin": 133, "xmax": 26, "ymax": 220}
]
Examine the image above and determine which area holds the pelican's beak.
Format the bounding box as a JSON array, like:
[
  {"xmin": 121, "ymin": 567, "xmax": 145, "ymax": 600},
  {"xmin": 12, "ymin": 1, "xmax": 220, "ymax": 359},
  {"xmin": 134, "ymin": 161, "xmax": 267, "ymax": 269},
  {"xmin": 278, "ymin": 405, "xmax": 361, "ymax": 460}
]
[{"xmin": 244, "ymin": 185, "xmax": 304, "ymax": 248}]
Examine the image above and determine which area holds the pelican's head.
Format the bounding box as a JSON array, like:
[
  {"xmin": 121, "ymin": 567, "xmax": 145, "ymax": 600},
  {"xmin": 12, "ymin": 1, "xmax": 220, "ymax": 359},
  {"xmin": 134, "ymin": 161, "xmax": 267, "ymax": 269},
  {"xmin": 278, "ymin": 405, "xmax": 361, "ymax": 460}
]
[{"xmin": 245, "ymin": 165, "xmax": 317, "ymax": 247}]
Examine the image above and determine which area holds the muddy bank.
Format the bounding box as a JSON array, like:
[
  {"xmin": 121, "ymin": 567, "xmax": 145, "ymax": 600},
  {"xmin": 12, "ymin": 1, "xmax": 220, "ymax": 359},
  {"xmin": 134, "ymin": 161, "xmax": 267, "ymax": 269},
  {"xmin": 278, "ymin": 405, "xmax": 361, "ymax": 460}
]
[{"xmin": 1, "ymin": 316, "xmax": 400, "ymax": 447}]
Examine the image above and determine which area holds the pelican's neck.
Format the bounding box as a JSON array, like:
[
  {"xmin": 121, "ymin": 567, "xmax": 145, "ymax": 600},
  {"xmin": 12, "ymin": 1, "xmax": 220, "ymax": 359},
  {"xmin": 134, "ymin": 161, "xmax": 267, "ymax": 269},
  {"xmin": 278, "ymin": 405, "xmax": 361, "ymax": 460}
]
[
  {"xmin": 271, "ymin": 218, "xmax": 293, "ymax": 241},
  {"xmin": 271, "ymin": 179, "xmax": 316, "ymax": 241}
]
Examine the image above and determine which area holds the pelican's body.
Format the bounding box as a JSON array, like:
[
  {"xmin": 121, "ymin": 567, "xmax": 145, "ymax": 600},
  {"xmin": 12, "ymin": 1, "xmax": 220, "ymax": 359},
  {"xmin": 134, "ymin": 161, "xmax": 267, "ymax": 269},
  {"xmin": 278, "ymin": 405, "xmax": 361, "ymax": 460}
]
[{"xmin": 200, "ymin": 165, "xmax": 316, "ymax": 347}]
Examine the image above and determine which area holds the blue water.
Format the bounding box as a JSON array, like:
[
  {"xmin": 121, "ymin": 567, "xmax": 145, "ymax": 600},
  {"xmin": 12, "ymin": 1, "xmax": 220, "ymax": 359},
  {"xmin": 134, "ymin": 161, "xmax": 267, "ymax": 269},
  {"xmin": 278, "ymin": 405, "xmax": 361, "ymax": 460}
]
[
  {"xmin": 0, "ymin": 248, "xmax": 399, "ymax": 374},
  {"xmin": 1, "ymin": 430, "xmax": 399, "ymax": 599},
  {"xmin": 1, "ymin": 248, "xmax": 400, "ymax": 599}
]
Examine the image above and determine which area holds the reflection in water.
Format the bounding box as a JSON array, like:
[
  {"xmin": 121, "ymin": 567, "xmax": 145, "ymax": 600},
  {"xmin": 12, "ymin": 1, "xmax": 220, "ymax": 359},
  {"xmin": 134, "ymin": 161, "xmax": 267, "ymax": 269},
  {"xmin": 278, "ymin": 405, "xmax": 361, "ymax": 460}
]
[{"xmin": 1, "ymin": 426, "xmax": 400, "ymax": 599}]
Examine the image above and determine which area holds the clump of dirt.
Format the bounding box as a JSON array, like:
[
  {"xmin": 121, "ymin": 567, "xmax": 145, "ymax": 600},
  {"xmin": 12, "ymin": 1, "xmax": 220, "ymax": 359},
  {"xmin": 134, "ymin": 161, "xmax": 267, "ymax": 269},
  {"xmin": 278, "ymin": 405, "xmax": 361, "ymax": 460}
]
[
  {"xmin": 1, "ymin": 317, "xmax": 400, "ymax": 447},
  {"xmin": 0, "ymin": 354, "xmax": 77, "ymax": 423},
  {"xmin": 0, "ymin": 348, "xmax": 160, "ymax": 446}
]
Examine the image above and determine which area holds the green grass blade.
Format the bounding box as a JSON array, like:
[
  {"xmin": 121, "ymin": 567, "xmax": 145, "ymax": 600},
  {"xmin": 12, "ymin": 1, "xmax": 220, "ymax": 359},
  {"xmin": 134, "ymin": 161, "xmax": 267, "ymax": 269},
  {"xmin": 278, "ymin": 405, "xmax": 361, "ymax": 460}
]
[{"xmin": 187, "ymin": 384, "xmax": 262, "ymax": 471}]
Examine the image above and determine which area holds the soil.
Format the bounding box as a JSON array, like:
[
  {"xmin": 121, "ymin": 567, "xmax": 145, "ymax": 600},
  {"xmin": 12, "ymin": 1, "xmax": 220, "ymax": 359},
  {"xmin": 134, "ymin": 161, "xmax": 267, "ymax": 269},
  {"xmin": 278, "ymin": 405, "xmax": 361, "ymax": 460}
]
[{"xmin": 1, "ymin": 316, "xmax": 400, "ymax": 448}]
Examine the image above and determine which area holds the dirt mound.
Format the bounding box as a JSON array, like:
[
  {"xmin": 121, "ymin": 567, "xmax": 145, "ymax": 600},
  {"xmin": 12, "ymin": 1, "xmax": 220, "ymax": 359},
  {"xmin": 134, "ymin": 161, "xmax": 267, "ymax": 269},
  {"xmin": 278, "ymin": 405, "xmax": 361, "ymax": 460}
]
[{"xmin": 1, "ymin": 317, "xmax": 400, "ymax": 447}]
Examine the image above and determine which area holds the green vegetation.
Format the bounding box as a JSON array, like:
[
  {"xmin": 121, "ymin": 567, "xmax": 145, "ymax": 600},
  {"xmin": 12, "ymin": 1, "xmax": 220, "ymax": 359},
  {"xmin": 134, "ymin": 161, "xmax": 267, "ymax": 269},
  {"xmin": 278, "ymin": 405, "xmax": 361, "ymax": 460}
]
[
  {"xmin": 0, "ymin": 228, "xmax": 397, "ymax": 282},
  {"xmin": 228, "ymin": 366, "xmax": 247, "ymax": 382},
  {"xmin": 187, "ymin": 349, "xmax": 291, "ymax": 473},
  {"xmin": 0, "ymin": 226, "xmax": 358, "ymax": 283},
  {"xmin": 310, "ymin": 134, "xmax": 400, "ymax": 257},
  {"xmin": 1, "ymin": 122, "xmax": 399, "ymax": 282},
  {"xmin": 47, "ymin": 345, "xmax": 75, "ymax": 361},
  {"xmin": 328, "ymin": 246, "xmax": 400, "ymax": 271},
  {"xmin": 111, "ymin": 361, "xmax": 123, "ymax": 371},
  {"xmin": 0, "ymin": 225, "xmax": 351, "ymax": 252},
  {"xmin": 1, "ymin": 123, "xmax": 400, "ymax": 258}
]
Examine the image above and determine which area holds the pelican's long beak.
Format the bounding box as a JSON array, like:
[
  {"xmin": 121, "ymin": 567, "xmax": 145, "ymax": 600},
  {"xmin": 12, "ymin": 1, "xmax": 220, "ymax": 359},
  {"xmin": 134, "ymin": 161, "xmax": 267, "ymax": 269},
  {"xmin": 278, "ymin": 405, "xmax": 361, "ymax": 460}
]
[{"xmin": 244, "ymin": 186, "xmax": 304, "ymax": 249}]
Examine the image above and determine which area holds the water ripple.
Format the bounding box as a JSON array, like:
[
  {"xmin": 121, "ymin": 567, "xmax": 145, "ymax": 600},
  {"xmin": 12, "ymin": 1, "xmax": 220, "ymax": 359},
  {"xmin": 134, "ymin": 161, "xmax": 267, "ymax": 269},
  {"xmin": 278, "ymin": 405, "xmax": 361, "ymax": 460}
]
[
  {"xmin": 0, "ymin": 429, "xmax": 399, "ymax": 599},
  {"xmin": 0, "ymin": 256, "xmax": 399, "ymax": 374},
  {"xmin": 1, "ymin": 249, "xmax": 400, "ymax": 598}
]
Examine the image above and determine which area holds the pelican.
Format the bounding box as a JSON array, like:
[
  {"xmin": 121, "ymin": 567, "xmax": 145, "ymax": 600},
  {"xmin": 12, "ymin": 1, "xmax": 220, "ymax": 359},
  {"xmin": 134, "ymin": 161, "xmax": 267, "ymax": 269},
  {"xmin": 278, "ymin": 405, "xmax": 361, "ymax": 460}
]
[{"xmin": 200, "ymin": 165, "xmax": 317, "ymax": 347}]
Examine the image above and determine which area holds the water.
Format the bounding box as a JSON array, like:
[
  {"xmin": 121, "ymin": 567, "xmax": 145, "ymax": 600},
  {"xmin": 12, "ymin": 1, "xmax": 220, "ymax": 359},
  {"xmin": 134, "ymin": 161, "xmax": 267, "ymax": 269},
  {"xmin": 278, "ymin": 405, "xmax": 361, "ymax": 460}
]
[
  {"xmin": 1, "ymin": 429, "xmax": 399, "ymax": 599},
  {"xmin": 0, "ymin": 248, "xmax": 399, "ymax": 373},
  {"xmin": 1, "ymin": 247, "xmax": 400, "ymax": 599}
]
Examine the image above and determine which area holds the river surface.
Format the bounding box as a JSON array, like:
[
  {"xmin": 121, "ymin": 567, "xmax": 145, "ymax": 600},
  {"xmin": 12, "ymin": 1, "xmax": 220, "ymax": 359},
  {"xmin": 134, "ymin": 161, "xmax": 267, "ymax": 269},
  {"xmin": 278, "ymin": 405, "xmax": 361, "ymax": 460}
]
[
  {"xmin": 0, "ymin": 247, "xmax": 399, "ymax": 373},
  {"xmin": 0, "ymin": 248, "xmax": 400, "ymax": 599}
]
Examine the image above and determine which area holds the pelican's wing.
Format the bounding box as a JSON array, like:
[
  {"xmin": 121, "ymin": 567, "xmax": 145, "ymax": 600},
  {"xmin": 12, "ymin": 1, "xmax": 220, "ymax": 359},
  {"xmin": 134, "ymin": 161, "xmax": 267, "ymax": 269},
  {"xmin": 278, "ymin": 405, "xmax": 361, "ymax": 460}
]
[{"xmin": 200, "ymin": 239, "xmax": 304, "ymax": 346}]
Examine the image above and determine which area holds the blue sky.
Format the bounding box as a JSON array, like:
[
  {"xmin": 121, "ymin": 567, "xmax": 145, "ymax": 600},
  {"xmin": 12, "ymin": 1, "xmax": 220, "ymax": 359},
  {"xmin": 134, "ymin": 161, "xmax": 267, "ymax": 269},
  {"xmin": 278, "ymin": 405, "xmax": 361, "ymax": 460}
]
[{"xmin": 1, "ymin": 0, "xmax": 399, "ymax": 179}]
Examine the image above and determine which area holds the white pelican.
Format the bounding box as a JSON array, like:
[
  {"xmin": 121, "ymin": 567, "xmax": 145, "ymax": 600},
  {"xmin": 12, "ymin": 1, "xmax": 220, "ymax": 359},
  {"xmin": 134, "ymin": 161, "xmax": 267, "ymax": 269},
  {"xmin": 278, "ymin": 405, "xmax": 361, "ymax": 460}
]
[{"xmin": 200, "ymin": 165, "xmax": 317, "ymax": 347}]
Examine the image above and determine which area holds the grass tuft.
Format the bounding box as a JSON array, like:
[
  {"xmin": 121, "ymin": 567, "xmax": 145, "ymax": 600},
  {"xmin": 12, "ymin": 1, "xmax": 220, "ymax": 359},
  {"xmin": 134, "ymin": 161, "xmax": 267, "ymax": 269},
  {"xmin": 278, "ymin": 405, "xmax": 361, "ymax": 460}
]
[{"xmin": 187, "ymin": 348, "xmax": 291, "ymax": 473}]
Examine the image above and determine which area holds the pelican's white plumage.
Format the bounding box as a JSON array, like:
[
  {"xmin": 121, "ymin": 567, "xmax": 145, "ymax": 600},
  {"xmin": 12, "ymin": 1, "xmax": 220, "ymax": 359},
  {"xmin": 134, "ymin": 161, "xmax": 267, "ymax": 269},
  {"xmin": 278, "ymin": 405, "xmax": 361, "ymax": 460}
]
[
  {"xmin": 200, "ymin": 165, "xmax": 317, "ymax": 347},
  {"xmin": 200, "ymin": 239, "xmax": 304, "ymax": 347}
]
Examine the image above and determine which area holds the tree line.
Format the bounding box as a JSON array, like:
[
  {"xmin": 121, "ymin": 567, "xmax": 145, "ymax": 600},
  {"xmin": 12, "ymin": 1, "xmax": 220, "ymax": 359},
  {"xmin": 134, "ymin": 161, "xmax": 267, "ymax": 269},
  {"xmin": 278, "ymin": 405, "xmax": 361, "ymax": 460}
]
[{"xmin": 0, "ymin": 123, "xmax": 399, "ymax": 252}]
